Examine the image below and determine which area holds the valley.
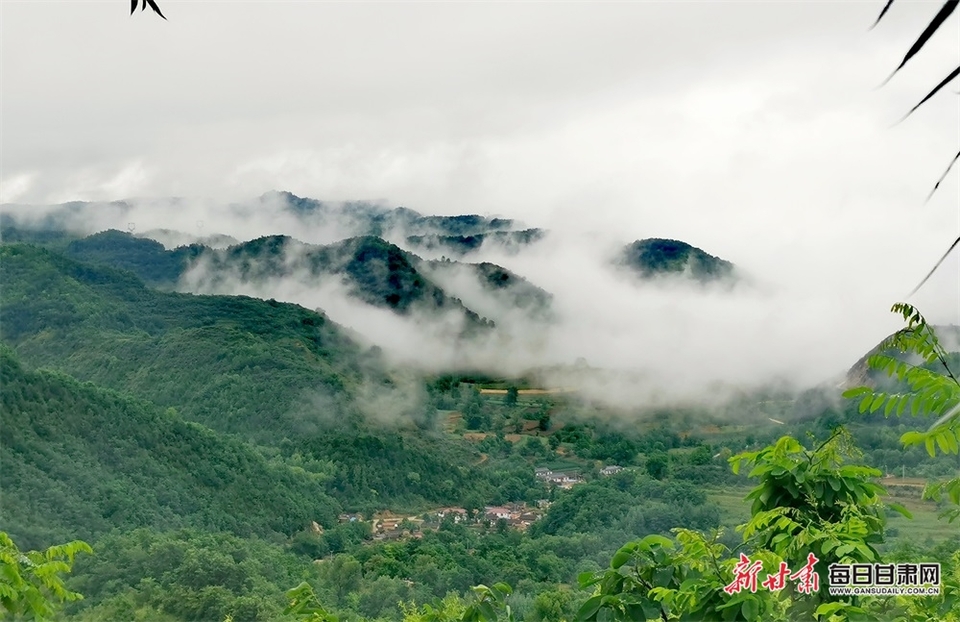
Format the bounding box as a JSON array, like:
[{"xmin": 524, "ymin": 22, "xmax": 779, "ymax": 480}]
[{"xmin": 1, "ymin": 195, "xmax": 958, "ymax": 622}]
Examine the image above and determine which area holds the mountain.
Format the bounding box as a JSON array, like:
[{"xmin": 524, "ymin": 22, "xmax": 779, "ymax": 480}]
[
  {"xmin": 0, "ymin": 190, "xmax": 526, "ymax": 249},
  {"xmin": 419, "ymin": 259, "xmax": 554, "ymax": 322},
  {"xmin": 843, "ymin": 325, "xmax": 960, "ymax": 391},
  {"xmin": 6, "ymin": 228, "xmax": 503, "ymax": 331},
  {"xmin": 618, "ymin": 238, "xmax": 736, "ymax": 283},
  {"xmin": 0, "ymin": 243, "xmax": 374, "ymax": 440},
  {"xmin": 139, "ymin": 228, "xmax": 240, "ymax": 249},
  {"xmin": 64, "ymin": 229, "xmax": 202, "ymax": 287},
  {"xmin": 404, "ymin": 229, "xmax": 546, "ymax": 256},
  {"xmin": 191, "ymin": 234, "xmax": 497, "ymax": 332},
  {"xmin": 262, "ymin": 190, "xmax": 517, "ymax": 238},
  {"xmin": 0, "ymin": 243, "xmax": 511, "ymax": 515},
  {"xmin": 0, "ymin": 344, "xmax": 342, "ymax": 551}
]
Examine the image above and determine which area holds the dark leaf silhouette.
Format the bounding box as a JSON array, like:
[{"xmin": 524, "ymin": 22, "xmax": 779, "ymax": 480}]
[
  {"xmin": 871, "ymin": 0, "xmax": 896, "ymax": 29},
  {"xmin": 890, "ymin": 0, "xmax": 957, "ymax": 77},
  {"xmin": 926, "ymin": 150, "xmax": 960, "ymax": 203},
  {"xmin": 907, "ymin": 235, "xmax": 960, "ymax": 298},
  {"xmin": 130, "ymin": 0, "xmax": 165, "ymax": 19},
  {"xmin": 905, "ymin": 65, "xmax": 960, "ymax": 119},
  {"xmin": 872, "ymin": 1, "xmax": 958, "ymax": 294}
]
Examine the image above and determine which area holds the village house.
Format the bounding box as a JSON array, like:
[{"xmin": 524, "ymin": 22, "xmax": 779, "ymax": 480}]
[
  {"xmin": 484, "ymin": 506, "xmax": 513, "ymax": 521},
  {"xmin": 436, "ymin": 507, "xmax": 469, "ymax": 523},
  {"xmin": 600, "ymin": 465, "xmax": 625, "ymax": 476},
  {"xmin": 535, "ymin": 467, "xmax": 584, "ymax": 489},
  {"xmin": 547, "ymin": 472, "xmax": 583, "ymax": 489}
]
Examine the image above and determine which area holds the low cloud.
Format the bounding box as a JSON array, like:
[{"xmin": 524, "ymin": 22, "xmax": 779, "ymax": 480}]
[{"xmin": 135, "ymin": 199, "xmax": 960, "ymax": 412}]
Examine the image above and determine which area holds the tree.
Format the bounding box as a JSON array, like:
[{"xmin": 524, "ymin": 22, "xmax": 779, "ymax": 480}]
[
  {"xmin": 284, "ymin": 582, "xmax": 339, "ymax": 622},
  {"xmin": 645, "ymin": 451, "xmax": 669, "ymax": 480},
  {"xmin": 0, "ymin": 532, "xmax": 92, "ymax": 621},
  {"xmin": 576, "ymin": 431, "xmax": 915, "ymax": 622},
  {"xmin": 843, "ymin": 302, "xmax": 960, "ymax": 523},
  {"xmin": 317, "ymin": 554, "xmax": 362, "ymax": 605}
]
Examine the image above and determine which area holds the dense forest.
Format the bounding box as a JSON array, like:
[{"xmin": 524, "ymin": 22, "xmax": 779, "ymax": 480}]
[{"xmin": 1, "ymin": 226, "xmax": 958, "ymax": 621}]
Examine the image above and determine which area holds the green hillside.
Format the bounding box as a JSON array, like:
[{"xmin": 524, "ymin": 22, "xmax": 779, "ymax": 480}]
[
  {"xmin": 27, "ymin": 229, "xmax": 499, "ymax": 330},
  {"xmin": 0, "ymin": 345, "xmax": 341, "ymax": 551},
  {"xmin": 0, "ymin": 243, "xmax": 527, "ymax": 515},
  {"xmin": 0, "ymin": 243, "xmax": 371, "ymax": 439},
  {"xmin": 200, "ymin": 234, "xmax": 496, "ymax": 329},
  {"xmin": 3, "ymin": 223, "xmax": 958, "ymax": 622},
  {"xmin": 64, "ymin": 229, "xmax": 201, "ymax": 287}
]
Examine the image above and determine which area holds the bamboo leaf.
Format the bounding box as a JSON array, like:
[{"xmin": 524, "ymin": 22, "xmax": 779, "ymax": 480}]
[
  {"xmin": 889, "ymin": 1, "xmax": 959, "ymax": 78},
  {"xmin": 907, "ymin": 65, "xmax": 960, "ymax": 120},
  {"xmin": 871, "ymin": 0, "xmax": 896, "ymax": 29},
  {"xmin": 907, "ymin": 237, "xmax": 960, "ymax": 298},
  {"xmin": 145, "ymin": 0, "xmax": 166, "ymax": 19},
  {"xmin": 926, "ymin": 149, "xmax": 960, "ymax": 203}
]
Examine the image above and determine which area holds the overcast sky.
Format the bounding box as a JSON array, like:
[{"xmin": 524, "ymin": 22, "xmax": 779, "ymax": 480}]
[{"xmin": 2, "ymin": 0, "xmax": 959, "ymax": 367}]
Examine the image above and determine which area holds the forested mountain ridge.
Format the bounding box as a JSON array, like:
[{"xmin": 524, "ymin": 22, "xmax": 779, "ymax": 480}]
[
  {"xmin": 618, "ymin": 238, "xmax": 736, "ymax": 283},
  {"xmin": 266, "ymin": 190, "xmax": 518, "ymax": 239},
  {"xmin": 0, "ymin": 242, "xmax": 541, "ymax": 515},
  {"xmin": 0, "ymin": 191, "xmax": 526, "ymax": 243},
  {"xmin": 419, "ymin": 259, "xmax": 555, "ymax": 321},
  {"xmin": 4, "ymin": 201, "xmax": 957, "ymax": 622},
  {"xmin": 2, "ymin": 225, "xmax": 549, "ymax": 328},
  {"xmin": 0, "ymin": 243, "xmax": 374, "ymax": 439},
  {"xmin": 195, "ymin": 234, "xmax": 494, "ymax": 327},
  {"xmin": 405, "ymin": 229, "xmax": 546, "ymax": 256},
  {"xmin": 0, "ymin": 344, "xmax": 343, "ymax": 551}
]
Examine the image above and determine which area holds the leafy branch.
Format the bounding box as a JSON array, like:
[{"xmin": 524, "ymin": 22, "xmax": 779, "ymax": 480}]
[
  {"xmin": 0, "ymin": 532, "xmax": 93, "ymax": 622},
  {"xmin": 843, "ymin": 302, "xmax": 960, "ymax": 523}
]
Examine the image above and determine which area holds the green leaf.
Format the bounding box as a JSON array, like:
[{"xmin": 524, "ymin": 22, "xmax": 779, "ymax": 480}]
[
  {"xmin": 741, "ymin": 598, "xmax": 759, "ymax": 621},
  {"xmin": 842, "ymin": 387, "xmax": 872, "ymax": 399},
  {"xmin": 892, "ymin": 499, "xmax": 917, "ymax": 520},
  {"xmin": 640, "ymin": 599, "xmax": 662, "ymax": 620},
  {"xmin": 610, "ymin": 551, "xmax": 630, "ymax": 570},
  {"xmin": 816, "ymin": 602, "xmax": 846, "ymax": 617},
  {"xmin": 835, "ymin": 545, "xmax": 855, "ymax": 557},
  {"xmin": 901, "ymin": 431, "xmax": 925, "ymax": 447},
  {"xmin": 869, "ymin": 393, "xmax": 887, "ymax": 413},
  {"xmin": 577, "ymin": 595, "xmax": 603, "ymax": 622}
]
